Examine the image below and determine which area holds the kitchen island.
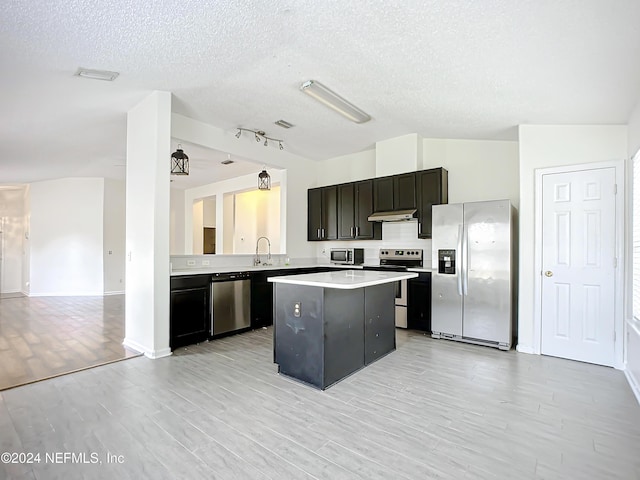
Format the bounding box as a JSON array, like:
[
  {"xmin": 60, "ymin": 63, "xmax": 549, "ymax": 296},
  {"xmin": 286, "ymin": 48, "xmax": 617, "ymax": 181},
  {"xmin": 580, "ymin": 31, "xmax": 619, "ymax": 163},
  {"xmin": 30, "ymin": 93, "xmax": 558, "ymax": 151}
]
[{"xmin": 269, "ymin": 269, "xmax": 418, "ymax": 389}]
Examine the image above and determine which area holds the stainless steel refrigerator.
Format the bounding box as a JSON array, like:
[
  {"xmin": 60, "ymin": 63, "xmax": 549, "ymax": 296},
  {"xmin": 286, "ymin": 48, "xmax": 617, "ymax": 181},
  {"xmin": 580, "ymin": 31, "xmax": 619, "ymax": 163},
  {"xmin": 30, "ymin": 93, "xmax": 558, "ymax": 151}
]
[{"xmin": 431, "ymin": 200, "xmax": 516, "ymax": 350}]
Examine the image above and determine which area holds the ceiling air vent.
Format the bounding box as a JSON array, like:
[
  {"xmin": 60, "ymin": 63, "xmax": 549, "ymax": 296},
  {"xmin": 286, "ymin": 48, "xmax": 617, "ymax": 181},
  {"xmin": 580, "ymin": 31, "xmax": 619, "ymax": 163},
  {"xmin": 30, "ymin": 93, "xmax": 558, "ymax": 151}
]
[{"xmin": 274, "ymin": 119, "xmax": 294, "ymax": 129}]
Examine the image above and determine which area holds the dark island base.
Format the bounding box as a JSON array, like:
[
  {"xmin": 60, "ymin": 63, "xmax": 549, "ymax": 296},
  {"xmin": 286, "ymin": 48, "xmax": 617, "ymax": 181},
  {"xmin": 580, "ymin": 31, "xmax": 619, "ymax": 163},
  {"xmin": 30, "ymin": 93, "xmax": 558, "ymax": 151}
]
[{"xmin": 273, "ymin": 282, "xmax": 395, "ymax": 390}]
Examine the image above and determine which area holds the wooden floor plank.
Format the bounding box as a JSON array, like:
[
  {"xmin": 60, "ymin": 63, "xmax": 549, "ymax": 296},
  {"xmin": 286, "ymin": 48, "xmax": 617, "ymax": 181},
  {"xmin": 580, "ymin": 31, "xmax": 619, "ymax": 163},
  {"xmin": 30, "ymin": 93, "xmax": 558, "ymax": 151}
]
[
  {"xmin": 0, "ymin": 327, "xmax": 638, "ymax": 479},
  {"xmin": 0, "ymin": 295, "xmax": 139, "ymax": 390}
]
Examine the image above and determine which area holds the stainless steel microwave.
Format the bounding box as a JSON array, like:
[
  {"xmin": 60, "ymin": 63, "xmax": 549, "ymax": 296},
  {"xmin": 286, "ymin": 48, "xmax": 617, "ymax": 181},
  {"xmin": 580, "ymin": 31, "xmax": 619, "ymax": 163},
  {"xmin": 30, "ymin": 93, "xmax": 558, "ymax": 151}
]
[{"xmin": 330, "ymin": 248, "xmax": 365, "ymax": 265}]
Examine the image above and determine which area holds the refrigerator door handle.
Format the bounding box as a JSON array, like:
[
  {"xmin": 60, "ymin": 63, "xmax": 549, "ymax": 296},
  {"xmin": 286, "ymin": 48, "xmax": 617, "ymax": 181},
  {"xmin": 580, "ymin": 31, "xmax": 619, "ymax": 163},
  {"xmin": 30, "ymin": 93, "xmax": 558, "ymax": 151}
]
[
  {"xmin": 462, "ymin": 224, "xmax": 468, "ymax": 295},
  {"xmin": 457, "ymin": 224, "xmax": 463, "ymax": 296}
]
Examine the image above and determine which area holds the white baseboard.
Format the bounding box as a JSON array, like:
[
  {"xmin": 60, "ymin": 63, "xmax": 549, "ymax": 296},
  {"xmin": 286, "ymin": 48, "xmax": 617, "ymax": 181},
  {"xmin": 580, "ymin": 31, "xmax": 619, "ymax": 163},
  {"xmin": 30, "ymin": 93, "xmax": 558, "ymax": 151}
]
[
  {"xmin": 123, "ymin": 338, "xmax": 172, "ymax": 360},
  {"xmin": 516, "ymin": 344, "xmax": 536, "ymax": 354},
  {"xmin": 103, "ymin": 290, "xmax": 125, "ymax": 296},
  {"xmin": 27, "ymin": 292, "xmax": 105, "ymax": 297},
  {"xmin": 624, "ymin": 367, "xmax": 640, "ymax": 405},
  {"xmin": 145, "ymin": 347, "xmax": 172, "ymax": 359}
]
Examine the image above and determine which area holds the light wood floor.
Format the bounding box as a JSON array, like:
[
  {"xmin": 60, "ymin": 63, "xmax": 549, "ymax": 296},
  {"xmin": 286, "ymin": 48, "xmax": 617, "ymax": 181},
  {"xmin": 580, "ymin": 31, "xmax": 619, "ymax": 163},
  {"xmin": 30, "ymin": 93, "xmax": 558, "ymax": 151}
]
[
  {"xmin": 0, "ymin": 295, "xmax": 140, "ymax": 391},
  {"xmin": 1, "ymin": 327, "xmax": 639, "ymax": 479}
]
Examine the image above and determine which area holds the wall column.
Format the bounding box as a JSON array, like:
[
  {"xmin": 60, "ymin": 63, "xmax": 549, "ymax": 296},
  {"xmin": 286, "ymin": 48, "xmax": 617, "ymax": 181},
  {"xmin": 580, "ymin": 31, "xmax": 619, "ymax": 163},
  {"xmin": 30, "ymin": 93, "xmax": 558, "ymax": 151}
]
[{"xmin": 124, "ymin": 91, "xmax": 172, "ymax": 358}]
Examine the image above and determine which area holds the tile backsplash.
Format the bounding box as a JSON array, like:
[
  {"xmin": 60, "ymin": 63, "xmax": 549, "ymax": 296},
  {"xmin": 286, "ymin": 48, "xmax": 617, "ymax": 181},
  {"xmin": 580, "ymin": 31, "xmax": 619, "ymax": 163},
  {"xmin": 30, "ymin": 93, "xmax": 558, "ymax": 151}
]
[{"xmin": 315, "ymin": 220, "xmax": 432, "ymax": 265}]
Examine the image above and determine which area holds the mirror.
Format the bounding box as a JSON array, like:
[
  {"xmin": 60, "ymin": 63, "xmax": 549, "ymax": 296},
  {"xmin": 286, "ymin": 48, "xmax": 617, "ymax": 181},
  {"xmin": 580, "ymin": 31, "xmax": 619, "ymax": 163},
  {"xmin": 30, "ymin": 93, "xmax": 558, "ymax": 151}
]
[{"xmin": 170, "ymin": 140, "xmax": 285, "ymax": 255}]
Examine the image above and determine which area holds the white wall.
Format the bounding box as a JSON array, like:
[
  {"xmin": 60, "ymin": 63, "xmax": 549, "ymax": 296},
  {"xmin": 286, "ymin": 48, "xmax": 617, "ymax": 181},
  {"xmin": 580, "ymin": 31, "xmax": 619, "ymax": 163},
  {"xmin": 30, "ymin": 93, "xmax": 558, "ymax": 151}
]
[
  {"xmin": 203, "ymin": 197, "xmax": 216, "ymax": 227},
  {"xmin": 376, "ymin": 134, "xmax": 422, "ymax": 176},
  {"xmin": 316, "ymin": 149, "xmax": 376, "ymax": 186},
  {"xmin": 28, "ymin": 178, "xmax": 105, "ymax": 296},
  {"xmin": 626, "ymin": 100, "xmax": 640, "ymax": 402},
  {"xmin": 125, "ymin": 90, "xmax": 172, "ymax": 359},
  {"xmin": 22, "ymin": 185, "xmax": 30, "ymax": 295},
  {"xmin": 517, "ymin": 125, "xmax": 628, "ymax": 354},
  {"xmin": 103, "ymin": 179, "xmax": 125, "ymax": 294},
  {"xmin": 233, "ymin": 187, "xmax": 281, "ymax": 255},
  {"xmin": 182, "ymin": 170, "xmax": 286, "ymax": 255},
  {"xmin": 192, "ymin": 199, "xmax": 204, "ymax": 254},
  {"xmin": 423, "ymin": 139, "xmax": 520, "ymax": 208},
  {"xmin": 169, "ymin": 188, "xmax": 185, "ymax": 254},
  {"xmin": 0, "ymin": 186, "xmax": 25, "ymax": 294}
]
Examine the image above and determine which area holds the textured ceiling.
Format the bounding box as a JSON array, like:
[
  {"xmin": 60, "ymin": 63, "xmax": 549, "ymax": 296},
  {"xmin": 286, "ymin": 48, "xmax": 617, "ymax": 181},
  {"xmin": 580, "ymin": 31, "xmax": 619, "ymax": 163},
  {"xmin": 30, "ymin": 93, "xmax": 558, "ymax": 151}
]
[{"xmin": 1, "ymin": 0, "xmax": 640, "ymax": 184}]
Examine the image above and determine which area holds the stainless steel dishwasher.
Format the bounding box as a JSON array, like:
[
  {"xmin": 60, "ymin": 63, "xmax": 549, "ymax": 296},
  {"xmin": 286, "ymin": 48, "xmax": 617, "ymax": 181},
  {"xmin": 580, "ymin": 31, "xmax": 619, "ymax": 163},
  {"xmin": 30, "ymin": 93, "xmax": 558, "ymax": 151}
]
[{"xmin": 211, "ymin": 272, "xmax": 251, "ymax": 336}]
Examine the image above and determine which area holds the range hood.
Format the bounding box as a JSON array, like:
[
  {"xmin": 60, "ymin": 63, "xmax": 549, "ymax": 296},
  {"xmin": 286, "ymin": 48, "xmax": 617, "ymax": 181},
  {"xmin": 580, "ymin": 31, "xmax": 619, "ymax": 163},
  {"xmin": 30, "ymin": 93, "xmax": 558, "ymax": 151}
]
[{"xmin": 367, "ymin": 209, "xmax": 417, "ymax": 222}]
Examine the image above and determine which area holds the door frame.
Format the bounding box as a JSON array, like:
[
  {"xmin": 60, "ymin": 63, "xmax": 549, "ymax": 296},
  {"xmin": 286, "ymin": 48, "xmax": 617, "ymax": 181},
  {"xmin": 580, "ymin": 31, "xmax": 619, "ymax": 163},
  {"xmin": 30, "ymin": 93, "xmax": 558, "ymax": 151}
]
[{"xmin": 533, "ymin": 160, "xmax": 625, "ymax": 369}]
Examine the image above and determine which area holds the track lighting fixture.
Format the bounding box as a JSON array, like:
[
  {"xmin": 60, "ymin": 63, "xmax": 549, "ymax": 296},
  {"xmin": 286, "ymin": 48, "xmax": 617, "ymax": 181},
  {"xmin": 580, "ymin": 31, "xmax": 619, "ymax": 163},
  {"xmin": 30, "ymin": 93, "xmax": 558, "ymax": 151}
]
[{"xmin": 235, "ymin": 128, "xmax": 284, "ymax": 150}]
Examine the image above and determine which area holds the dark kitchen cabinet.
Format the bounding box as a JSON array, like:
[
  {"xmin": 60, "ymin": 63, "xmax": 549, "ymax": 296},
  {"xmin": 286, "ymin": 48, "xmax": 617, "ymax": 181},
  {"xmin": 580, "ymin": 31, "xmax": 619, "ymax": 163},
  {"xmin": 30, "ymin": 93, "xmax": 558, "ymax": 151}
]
[
  {"xmin": 393, "ymin": 172, "xmax": 417, "ymax": 210},
  {"xmin": 373, "ymin": 176, "xmax": 394, "ymax": 212},
  {"xmin": 170, "ymin": 275, "xmax": 211, "ymax": 350},
  {"xmin": 407, "ymin": 272, "xmax": 431, "ymax": 332},
  {"xmin": 308, "ymin": 186, "xmax": 338, "ymax": 241},
  {"xmin": 251, "ymin": 267, "xmax": 334, "ymax": 329},
  {"xmin": 338, "ymin": 180, "xmax": 381, "ymax": 240},
  {"xmin": 373, "ymin": 173, "xmax": 417, "ymax": 212},
  {"xmin": 416, "ymin": 168, "xmax": 448, "ymax": 238}
]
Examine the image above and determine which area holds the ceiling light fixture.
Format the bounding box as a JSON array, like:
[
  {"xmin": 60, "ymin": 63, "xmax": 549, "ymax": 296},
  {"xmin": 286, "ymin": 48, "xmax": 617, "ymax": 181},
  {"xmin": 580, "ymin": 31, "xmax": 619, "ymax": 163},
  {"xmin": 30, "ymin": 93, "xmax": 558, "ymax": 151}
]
[
  {"xmin": 235, "ymin": 128, "xmax": 284, "ymax": 150},
  {"xmin": 170, "ymin": 144, "xmax": 189, "ymax": 175},
  {"xmin": 221, "ymin": 154, "xmax": 234, "ymax": 165},
  {"xmin": 300, "ymin": 80, "xmax": 371, "ymax": 123},
  {"xmin": 75, "ymin": 67, "xmax": 119, "ymax": 81},
  {"xmin": 258, "ymin": 166, "xmax": 271, "ymax": 191}
]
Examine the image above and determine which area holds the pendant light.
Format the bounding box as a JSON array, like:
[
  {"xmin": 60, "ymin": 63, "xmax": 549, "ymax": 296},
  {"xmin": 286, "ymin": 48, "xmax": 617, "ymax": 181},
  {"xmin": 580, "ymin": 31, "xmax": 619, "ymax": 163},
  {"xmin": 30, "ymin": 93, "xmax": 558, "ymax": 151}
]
[
  {"xmin": 258, "ymin": 167, "xmax": 271, "ymax": 191},
  {"xmin": 170, "ymin": 144, "xmax": 189, "ymax": 175}
]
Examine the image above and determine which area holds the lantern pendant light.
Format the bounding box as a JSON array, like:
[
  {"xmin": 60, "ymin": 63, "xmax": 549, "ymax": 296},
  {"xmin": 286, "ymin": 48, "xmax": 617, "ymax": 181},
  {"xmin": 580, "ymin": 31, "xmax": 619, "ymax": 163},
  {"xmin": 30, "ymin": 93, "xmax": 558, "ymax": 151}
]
[
  {"xmin": 171, "ymin": 144, "xmax": 189, "ymax": 175},
  {"xmin": 258, "ymin": 167, "xmax": 271, "ymax": 191}
]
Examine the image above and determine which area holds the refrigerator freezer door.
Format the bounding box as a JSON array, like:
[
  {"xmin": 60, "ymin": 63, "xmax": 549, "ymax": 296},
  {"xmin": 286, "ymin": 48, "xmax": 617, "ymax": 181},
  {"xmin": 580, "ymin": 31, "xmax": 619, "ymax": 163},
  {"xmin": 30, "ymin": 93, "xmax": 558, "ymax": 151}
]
[
  {"xmin": 431, "ymin": 203, "xmax": 463, "ymax": 336},
  {"xmin": 462, "ymin": 200, "xmax": 512, "ymax": 344}
]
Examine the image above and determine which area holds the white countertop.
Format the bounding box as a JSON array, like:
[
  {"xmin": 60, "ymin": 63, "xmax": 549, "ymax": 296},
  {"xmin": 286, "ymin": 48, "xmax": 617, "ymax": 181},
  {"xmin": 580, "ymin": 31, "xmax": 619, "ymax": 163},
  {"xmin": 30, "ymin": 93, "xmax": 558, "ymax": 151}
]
[
  {"xmin": 170, "ymin": 263, "xmax": 433, "ymax": 277},
  {"xmin": 170, "ymin": 263, "xmax": 358, "ymax": 277},
  {"xmin": 268, "ymin": 269, "xmax": 418, "ymax": 289}
]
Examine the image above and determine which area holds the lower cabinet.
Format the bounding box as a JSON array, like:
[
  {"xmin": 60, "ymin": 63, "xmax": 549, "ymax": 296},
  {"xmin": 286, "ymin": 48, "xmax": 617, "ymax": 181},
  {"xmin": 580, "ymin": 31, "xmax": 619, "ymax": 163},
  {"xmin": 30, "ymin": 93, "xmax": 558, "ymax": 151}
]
[
  {"xmin": 251, "ymin": 267, "xmax": 334, "ymax": 329},
  {"xmin": 170, "ymin": 276, "xmax": 211, "ymax": 350},
  {"xmin": 407, "ymin": 272, "xmax": 432, "ymax": 332},
  {"xmin": 250, "ymin": 271, "xmax": 273, "ymax": 329}
]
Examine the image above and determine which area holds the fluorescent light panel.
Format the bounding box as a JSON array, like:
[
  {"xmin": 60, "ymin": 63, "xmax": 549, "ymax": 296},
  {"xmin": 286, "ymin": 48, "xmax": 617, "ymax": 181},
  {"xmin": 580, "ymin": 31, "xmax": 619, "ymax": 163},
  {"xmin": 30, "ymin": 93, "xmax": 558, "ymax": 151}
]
[
  {"xmin": 300, "ymin": 80, "xmax": 371, "ymax": 123},
  {"xmin": 75, "ymin": 67, "xmax": 119, "ymax": 81}
]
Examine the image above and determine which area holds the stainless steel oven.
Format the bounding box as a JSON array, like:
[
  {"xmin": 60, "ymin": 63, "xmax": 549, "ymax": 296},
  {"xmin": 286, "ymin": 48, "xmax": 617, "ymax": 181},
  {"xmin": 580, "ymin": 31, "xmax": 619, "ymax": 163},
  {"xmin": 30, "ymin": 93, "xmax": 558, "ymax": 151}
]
[
  {"xmin": 395, "ymin": 279, "xmax": 408, "ymax": 328},
  {"xmin": 363, "ymin": 248, "xmax": 423, "ymax": 328}
]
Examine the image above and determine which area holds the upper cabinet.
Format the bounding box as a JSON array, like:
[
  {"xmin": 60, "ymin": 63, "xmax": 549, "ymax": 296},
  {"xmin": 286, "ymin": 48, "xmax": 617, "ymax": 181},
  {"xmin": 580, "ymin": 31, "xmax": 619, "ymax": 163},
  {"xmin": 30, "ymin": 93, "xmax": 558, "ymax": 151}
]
[
  {"xmin": 393, "ymin": 173, "xmax": 417, "ymax": 210},
  {"xmin": 308, "ymin": 186, "xmax": 338, "ymax": 241},
  {"xmin": 309, "ymin": 167, "xmax": 447, "ymax": 241},
  {"xmin": 373, "ymin": 173, "xmax": 417, "ymax": 212},
  {"xmin": 417, "ymin": 168, "xmax": 448, "ymax": 238},
  {"xmin": 338, "ymin": 180, "xmax": 381, "ymax": 240}
]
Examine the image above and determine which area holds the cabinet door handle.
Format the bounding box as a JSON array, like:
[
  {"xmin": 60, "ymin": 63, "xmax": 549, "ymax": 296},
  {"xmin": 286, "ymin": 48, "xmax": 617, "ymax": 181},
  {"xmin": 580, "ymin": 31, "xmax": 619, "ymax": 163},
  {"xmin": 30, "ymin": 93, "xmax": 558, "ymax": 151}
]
[
  {"xmin": 418, "ymin": 223, "xmax": 422, "ymax": 234},
  {"xmin": 321, "ymin": 228, "xmax": 325, "ymax": 238},
  {"xmin": 317, "ymin": 228, "xmax": 321, "ymax": 238},
  {"xmin": 350, "ymin": 227, "xmax": 354, "ymax": 237},
  {"xmin": 355, "ymin": 226, "xmax": 359, "ymax": 237}
]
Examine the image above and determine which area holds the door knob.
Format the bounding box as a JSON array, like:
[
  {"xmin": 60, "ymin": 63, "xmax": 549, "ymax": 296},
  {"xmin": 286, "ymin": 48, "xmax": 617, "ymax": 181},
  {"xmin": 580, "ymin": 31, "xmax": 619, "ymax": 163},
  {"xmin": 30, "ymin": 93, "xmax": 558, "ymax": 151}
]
[{"xmin": 544, "ymin": 270, "xmax": 553, "ymax": 277}]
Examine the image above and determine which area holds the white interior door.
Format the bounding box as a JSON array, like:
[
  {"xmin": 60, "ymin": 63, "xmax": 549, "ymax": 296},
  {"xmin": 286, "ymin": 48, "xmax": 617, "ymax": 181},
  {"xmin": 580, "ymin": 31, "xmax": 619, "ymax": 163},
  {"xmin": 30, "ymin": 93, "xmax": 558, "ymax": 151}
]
[{"xmin": 541, "ymin": 167, "xmax": 616, "ymax": 366}]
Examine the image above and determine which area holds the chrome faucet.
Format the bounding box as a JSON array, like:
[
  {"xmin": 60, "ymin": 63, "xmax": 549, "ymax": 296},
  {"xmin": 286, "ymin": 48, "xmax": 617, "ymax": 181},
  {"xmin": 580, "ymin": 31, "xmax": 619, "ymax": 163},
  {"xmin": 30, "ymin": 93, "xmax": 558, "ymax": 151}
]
[{"xmin": 254, "ymin": 236, "xmax": 271, "ymax": 266}]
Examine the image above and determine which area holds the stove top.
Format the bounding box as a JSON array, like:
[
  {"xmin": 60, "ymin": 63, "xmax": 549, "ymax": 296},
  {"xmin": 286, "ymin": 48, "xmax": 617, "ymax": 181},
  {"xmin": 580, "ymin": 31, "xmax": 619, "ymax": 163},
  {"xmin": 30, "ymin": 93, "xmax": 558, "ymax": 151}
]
[{"xmin": 378, "ymin": 248, "xmax": 423, "ymax": 268}]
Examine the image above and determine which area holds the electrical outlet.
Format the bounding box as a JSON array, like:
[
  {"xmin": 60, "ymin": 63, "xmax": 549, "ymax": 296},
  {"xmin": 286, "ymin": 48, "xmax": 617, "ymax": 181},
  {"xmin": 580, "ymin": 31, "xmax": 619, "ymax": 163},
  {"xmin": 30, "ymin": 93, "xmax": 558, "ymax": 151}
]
[
  {"xmin": 187, "ymin": 260, "xmax": 196, "ymax": 266},
  {"xmin": 202, "ymin": 260, "xmax": 210, "ymax": 266},
  {"xmin": 293, "ymin": 302, "xmax": 301, "ymax": 317}
]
